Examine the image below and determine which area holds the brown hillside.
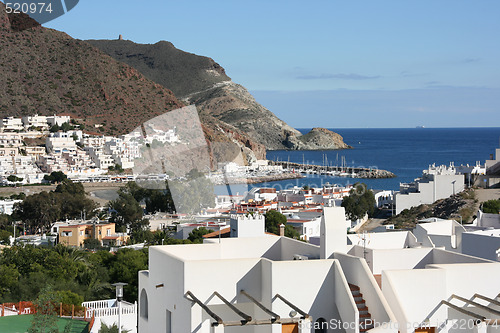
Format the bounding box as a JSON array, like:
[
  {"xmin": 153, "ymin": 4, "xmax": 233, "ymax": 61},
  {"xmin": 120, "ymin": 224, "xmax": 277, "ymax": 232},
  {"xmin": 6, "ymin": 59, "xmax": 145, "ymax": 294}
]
[{"xmin": 0, "ymin": 2, "xmax": 183, "ymax": 136}]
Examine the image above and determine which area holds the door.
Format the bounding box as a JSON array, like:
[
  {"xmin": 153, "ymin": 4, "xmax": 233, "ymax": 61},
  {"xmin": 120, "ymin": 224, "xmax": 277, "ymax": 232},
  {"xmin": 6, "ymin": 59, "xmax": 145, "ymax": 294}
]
[{"xmin": 282, "ymin": 323, "xmax": 299, "ymax": 333}]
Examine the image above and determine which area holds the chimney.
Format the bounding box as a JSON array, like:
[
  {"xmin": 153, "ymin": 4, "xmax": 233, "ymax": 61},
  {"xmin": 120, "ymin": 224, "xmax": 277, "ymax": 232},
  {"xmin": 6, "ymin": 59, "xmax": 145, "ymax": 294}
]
[
  {"xmin": 279, "ymin": 224, "xmax": 285, "ymax": 237},
  {"xmin": 119, "ymin": 34, "xmax": 123, "ymax": 40}
]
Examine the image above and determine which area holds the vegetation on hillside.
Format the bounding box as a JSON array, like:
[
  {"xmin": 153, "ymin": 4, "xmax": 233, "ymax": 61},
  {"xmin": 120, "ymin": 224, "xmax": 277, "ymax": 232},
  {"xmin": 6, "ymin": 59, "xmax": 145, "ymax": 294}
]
[
  {"xmin": 341, "ymin": 183, "xmax": 376, "ymax": 221},
  {"xmin": 386, "ymin": 189, "xmax": 478, "ymax": 229},
  {"xmin": 0, "ymin": 244, "xmax": 147, "ymax": 304},
  {"xmin": 482, "ymin": 199, "xmax": 500, "ymax": 214},
  {"xmin": 0, "ymin": 5, "xmax": 183, "ymax": 136}
]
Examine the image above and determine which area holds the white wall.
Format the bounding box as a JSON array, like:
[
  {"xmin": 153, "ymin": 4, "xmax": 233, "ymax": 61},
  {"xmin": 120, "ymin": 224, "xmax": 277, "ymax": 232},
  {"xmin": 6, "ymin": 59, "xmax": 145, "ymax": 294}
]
[
  {"xmin": 333, "ymin": 252, "xmax": 396, "ymax": 327},
  {"xmin": 333, "ymin": 260, "xmax": 358, "ymax": 333},
  {"xmin": 269, "ymin": 260, "xmax": 339, "ymax": 332},
  {"xmin": 382, "ymin": 268, "xmax": 448, "ymax": 333},
  {"xmin": 321, "ymin": 207, "xmax": 347, "ymax": 258},
  {"xmin": 477, "ymin": 210, "xmax": 500, "ymax": 228},
  {"xmin": 462, "ymin": 233, "xmax": 500, "ymax": 261},
  {"xmin": 364, "ymin": 247, "xmax": 433, "ymax": 275}
]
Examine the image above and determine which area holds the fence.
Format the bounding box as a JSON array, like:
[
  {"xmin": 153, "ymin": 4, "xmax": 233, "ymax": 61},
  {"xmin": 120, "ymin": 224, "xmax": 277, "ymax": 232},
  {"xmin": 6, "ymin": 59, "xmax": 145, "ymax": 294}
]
[
  {"xmin": 1, "ymin": 301, "xmax": 87, "ymax": 319},
  {"xmin": 1, "ymin": 301, "xmax": 34, "ymax": 316}
]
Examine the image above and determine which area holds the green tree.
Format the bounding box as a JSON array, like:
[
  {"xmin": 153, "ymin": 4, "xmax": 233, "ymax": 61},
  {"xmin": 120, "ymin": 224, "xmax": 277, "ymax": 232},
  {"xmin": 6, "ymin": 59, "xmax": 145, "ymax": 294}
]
[
  {"xmin": 13, "ymin": 181, "xmax": 97, "ymax": 233},
  {"xmin": 13, "ymin": 191, "xmax": 61, "ymax": 233},
  {"xmin": 83, "ymin": 238, "xmax": 102, "ymax": 250},
  {"xmin": 108, "ymin": 192, "xmax": 143, "ymax": 232},
  {"xmin": 264, "ymin": 210, "xmax": 287, "ymax": 235},
  {"xmin": 264, "ymin": 210, "xmax": 300, "ymax": 239},
  {"xmin": 0, "ymin": 229, "xmax": 12, "ymax": 244},
  {"xmin": 0, "ymin": 264, "xmax": 20, "ymax": 301},
  {"xmin": 341, "ymin": 183, "xmax": 376, "ymax": 221},
  {"xmin": 60, "ymin": 122, "xmax": 73, "ymax": 132},
  {"xmin": 28, "ymin": 285, "xmax": 60, "ymax": 333},
  {"xmin": 57, "ymin": 290, "xmax": 83, "ymax": 306},
  {"xmin": 7, "ymin": 175, "xmax": 23, "ymax": 183},
  {"xmin": 482, "ymin": 199, "xmax": 500, "ymax": 214},
  {"xmin": 98, "ymin": 322, "xmax": 131, "ymax": 333},
  {"xmin": 49, "ymin": 124, "xmax": 60, "ymax": 133},
  {"xmin": 168, "ymin": 176, "xmax": 214, "ymax": 215},
  {"xmin": 187, "ymin": 227, "xmax": 213, "ymax": 243},
  {"xmin": 44, "ymin": 171, "xmax": 67, "ymax": 184},
  {"xmin": 109, "ymin": 249, "xmax": 148, "ymax": 302}
]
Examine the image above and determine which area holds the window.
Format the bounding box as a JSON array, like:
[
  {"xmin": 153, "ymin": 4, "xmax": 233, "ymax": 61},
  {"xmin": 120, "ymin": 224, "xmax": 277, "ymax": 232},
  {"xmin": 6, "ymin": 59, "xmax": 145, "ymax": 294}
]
[
  {"xmin": 140, "ymin": 289, "xmax": 148, "ymax": 320},
  {"xmin": 315, "ymin": 318, "xmax": 327, "ymax": 333},
  {"xmin": 62, "ymin": 231, "xmax": 72, "ymax": 237},
  {"xmin": 106, "ymin": 229, "xmax": 111, "ymax": 236},
  {"xmin": 79, "ymin": 230, "xmax": 84, "ymax": 236}
]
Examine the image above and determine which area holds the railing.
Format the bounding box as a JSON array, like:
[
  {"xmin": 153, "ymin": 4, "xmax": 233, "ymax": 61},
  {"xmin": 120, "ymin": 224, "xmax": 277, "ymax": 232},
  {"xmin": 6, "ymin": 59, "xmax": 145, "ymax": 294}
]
[
  {"xmin": 84, "ymin": 301, "xmax": 136, "ymax": 319},
  {"xmin": 82, "ymin": 299, "xmax": 115, "ymax": 310},
  {"xmin": 88, "ymin": 312, "xmax": 95, "ymax": 333}
]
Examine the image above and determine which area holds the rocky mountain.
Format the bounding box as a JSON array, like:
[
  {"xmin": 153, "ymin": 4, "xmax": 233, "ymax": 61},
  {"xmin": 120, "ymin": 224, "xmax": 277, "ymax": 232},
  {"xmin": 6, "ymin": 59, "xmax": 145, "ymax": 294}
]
[
  {"xmin": 0, "ymin": 4, "xmax": 349, "ymax": 168},
  {"xmin": 86, "ymin": 39, "xmax": 348, "ymax": 151},
  {"xmin": 284, "ymin": 127, "xmax": 352, "ymax": 150},
  {"xmin": 0, "ymin": 3, "xmax": 266, "ymax": 164},
  {"xmin": 0, "ymin": 4, "xmax": 185, "ymax": 136}
]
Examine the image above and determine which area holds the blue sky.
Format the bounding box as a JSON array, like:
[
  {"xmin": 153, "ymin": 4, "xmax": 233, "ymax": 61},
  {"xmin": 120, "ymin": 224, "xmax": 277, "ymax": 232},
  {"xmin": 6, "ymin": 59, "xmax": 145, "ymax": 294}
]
[{"xmin": 45, "ymin": 0, "xmax": 500, "ymax": 128}]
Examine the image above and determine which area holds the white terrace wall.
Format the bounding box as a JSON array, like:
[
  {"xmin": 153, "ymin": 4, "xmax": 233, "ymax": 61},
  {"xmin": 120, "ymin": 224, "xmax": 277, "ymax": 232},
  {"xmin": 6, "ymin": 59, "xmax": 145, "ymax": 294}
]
[
  {"xmin": 461, "ymin": 232, "xmax": 500, "ymax": 261},
  {"xmin": 186, "ymin": 258, "xmax": 269, "ymax": 333},
  {"xmin": 269, "ymin": 259, "xmax": 339, "ymax": 333},
  {"xmin": 333, "ymin": 260, "xmax": 359, "ymax": 333},
  {"xmin": 279, "ymin": 237, "xmax": 320, "ymax": 260},
  {"xmin": 358, "ymin": 247, "xmax": 434, "ymax": 275},
  {"xmin": 382, "ymin": 268, "xmax": 448, "ymax": 333},
  {"xmin": 477, "ymin": 210, "xmax": 500, "ymax": 228},
  {"xmin": 333, "ymin": 252, "xmax": 396, "ymax": 328},
  {"xmin": 383, "ymin": 262, "xmax": 500, "ymax": 333}
]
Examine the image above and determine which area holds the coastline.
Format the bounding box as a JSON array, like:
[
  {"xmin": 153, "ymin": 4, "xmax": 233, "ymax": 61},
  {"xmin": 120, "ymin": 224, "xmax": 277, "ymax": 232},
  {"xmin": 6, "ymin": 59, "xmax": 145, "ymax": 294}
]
[{"xmin": 212, "ymin": 172, "xmax": 304, "ymax": 185}]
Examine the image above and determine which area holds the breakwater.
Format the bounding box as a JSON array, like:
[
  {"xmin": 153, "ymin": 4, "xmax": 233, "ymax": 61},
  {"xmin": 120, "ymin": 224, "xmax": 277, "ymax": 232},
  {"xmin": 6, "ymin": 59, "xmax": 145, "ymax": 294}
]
[{"xmin": 269, "ymin": 161, "xmax": 396, "ymax": 179}]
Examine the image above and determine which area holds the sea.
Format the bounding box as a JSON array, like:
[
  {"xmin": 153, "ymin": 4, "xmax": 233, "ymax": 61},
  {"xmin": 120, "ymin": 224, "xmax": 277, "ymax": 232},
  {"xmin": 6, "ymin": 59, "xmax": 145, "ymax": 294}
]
[{"xmin": 216, "ymin": 127, "xmax": 500, "ymax": 195}]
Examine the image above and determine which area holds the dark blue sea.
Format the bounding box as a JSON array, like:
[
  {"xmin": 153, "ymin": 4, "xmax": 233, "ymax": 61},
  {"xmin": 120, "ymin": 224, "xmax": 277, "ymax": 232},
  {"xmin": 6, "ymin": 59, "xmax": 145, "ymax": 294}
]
[{"xmin": 218, "ymin": 128, "xmax": 500, "ymax": 194}]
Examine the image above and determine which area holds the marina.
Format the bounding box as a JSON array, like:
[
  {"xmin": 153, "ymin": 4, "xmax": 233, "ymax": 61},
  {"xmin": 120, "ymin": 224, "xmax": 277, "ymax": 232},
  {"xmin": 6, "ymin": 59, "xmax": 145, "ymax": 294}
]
[{"xmin": 269, "ymin": 160, "xmax": 396, "ymax": 179}]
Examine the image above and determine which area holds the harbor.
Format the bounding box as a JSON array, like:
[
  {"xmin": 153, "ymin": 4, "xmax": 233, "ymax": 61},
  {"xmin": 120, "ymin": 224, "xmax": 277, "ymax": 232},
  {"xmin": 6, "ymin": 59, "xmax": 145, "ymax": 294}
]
[{"xmin": 269, "ymin": 160, "xmax": 396, "ymax": 179}]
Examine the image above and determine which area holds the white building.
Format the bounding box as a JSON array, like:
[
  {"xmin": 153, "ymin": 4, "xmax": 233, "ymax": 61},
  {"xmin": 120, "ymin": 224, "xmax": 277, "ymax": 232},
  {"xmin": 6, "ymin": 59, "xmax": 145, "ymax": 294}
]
[
  {"xmin": 46, "ymin": 132, "xmax": 77, "ymax": 154},
  {"xmin": 373, "ymin": 190, "xmax": 394, "ymax": 209},
  {"xmin": 46, "ymin": 115, "xmax": 71, "ymax": 126},
  {"xmin": 395, "ymin": 164, "xmax": 465, "ymax": 214},
  {"xmin": 286, "ymin": 215, "xmax": 322, "ymax": 241},
  {"xmin": 22, "ymin": 114, "xmax": 48, "ymax": 130},
  {"xmin": 0, "ymin": 132, "xmax": 23, "ymax": 147},
  {"xmin": 229, "ymin": 214, "xmax": 266, "ymax": 238},
  {"xmin": 104, "ymin": 136, "xmax": 141, "ymax": 169},
  {"xmin": 1, "ymin": 117, "xmax": 23, "ymax": 131},
  {"xmin": 412, "ymin": 218, "xmax": 465, "ymax": 252},
  {"xmin": 0, "ymin": 199, "xmax": 22, "ymax": 215},
  {"xmin": 84, "ymin": 146, "xmax": 115, "ymax": 170},
  {"xmin": 139, "ymin": 207, "xmax": 397, "ymax": 333}
]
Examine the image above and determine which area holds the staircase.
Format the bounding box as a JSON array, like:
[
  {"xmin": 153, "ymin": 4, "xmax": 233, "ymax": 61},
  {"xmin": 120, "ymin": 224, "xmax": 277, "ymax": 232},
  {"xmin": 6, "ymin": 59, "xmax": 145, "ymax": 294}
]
[{"xmin": 349, "ymin": 284, "xmax": 373, "ymax": 332}]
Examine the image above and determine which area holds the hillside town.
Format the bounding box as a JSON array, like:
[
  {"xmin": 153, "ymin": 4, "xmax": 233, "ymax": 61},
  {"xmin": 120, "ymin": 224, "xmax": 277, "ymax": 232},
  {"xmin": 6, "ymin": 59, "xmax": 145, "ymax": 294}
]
[
  {"xmin": 1, "ymin": 2, "xmax": 500, "ymax": 331},
  {"xmin": 1, "ymin": 119, "xmax": 500, "ymax": 332}
]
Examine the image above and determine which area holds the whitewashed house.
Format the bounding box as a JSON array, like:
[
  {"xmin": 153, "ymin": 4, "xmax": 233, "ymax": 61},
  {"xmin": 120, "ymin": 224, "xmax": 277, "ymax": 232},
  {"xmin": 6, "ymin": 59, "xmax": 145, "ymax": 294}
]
[{"xmin": 138, "ymin": 207, "xmax": 397, "ymax": 333}]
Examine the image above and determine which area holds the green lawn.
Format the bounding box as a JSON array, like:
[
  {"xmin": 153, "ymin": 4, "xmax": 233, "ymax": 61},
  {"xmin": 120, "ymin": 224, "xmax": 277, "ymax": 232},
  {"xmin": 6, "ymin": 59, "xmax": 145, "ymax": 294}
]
[{"xmin": 0, "ymin": 314, "xmax": 89, "ymax": 333}]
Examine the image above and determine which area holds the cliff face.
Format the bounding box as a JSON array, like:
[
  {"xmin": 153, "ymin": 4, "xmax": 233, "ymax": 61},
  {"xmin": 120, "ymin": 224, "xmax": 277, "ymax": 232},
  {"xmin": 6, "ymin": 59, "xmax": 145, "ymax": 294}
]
[
  {"xmin": 86, "ymin": 39, "xmax": 304, "ymax": 150},
  {"xmin": 0, "ymin": 4, "xmax": 264, "ymax": 163},
  {"xmin": 285, "ymin": 127, "xmax": 352, "ymax": 150}
]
